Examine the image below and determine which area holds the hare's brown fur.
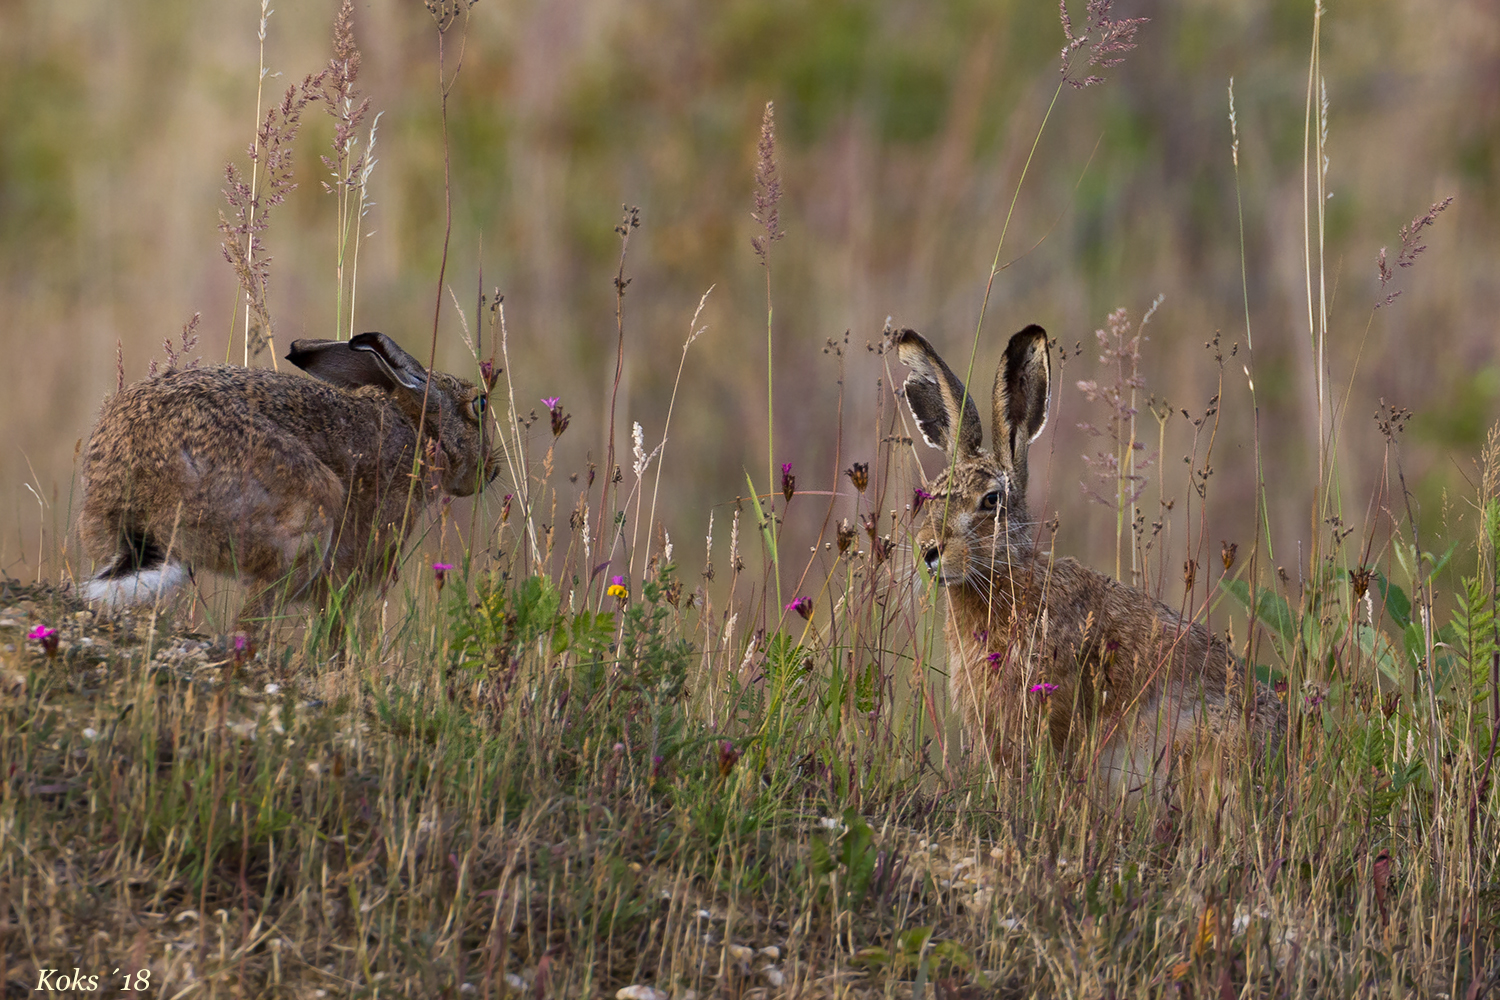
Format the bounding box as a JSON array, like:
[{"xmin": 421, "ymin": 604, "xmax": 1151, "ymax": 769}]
[
  {"xmin": 900, "ymin": 326, "xmax": 1284, "ymax": 804},
  {"xmin": 79, "ymin": 334, "xmax": 496, "ymax": 628}
]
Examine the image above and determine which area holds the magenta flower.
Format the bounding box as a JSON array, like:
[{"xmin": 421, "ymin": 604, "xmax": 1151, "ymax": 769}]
[
  {"xmin": 479, "ymin": 359, "xmax": 496, "ymax": 385},
  {"xmin": 781, "ymin": 462, "xmax": 796, "ymax": 503},
  {"xmin": 28, "ymin": 624, "xmax": 59, "ymax": 657},
  {"xmin": 544, "ymin": 398, "xmax": 569, "ymax": 437},
  {"xmin": 433, "ymin": 562, "xmax": 454, "ymax": 590},
  {"xmin": 717, "ymin": 740, "xmax": 742, "ymax": 777},
  {"xmin": 913, "ymin": 487, "xmax": 935, "ymax": 515},
  {"xmin": 785, "ymin": 596, "xmax": 813, "ymax": 620},
  {"xmin": 234, "ymin": 634, "xmax": 249, "ymax": 654},
  {"xmin": 1029, "ymin": 682, "xmax": 1059, "ymax": 697}
]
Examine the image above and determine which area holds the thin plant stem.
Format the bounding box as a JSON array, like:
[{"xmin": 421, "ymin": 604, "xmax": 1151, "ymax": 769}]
[
  {"xmin": 643, "ymin": 287, "xmax": 714, "ymax": 579},
  {"xmin": 597, "ymin": 206, "xmax": 639, "ymax": 598},
  {"xmin": 228, "ymin": 0, "xmax": 272, "ymax": 368},
  {"xmin": 398, "ymin": 12, "xmax": 470, "ymax": 578}
]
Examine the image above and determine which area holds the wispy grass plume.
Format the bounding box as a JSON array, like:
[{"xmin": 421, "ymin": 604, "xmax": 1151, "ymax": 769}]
[
  {"xmin": 1059, "ymin": 0, "xmax": 1149, "ymax": 89},
  {"xmin": 317, "ymin": 0, "xmax": 375, "ymax": 340},
  {"xmin": 1076, "ymin": 299, "xmax": 1161, "ymax": 581},
  {"xmin": 219, "ymin": 72, "xmax": 321, "ymax": 366},
  {"xmin": 1376, "ymin": 196, "xmax": 1454, "ymax": 309}
]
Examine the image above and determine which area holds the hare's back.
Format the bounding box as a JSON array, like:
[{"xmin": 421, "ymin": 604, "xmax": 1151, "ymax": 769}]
[
  {"xmin": 87, "ymin": 366, "xmax": 382, "ymax": 473},
  {"xmin": 81, "ymin": 366, "xmax": 396, "ymax": 535}
]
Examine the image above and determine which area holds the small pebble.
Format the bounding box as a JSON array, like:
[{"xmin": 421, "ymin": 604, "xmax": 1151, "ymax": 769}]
[{"xmin": 616, "ymin": 987, "xmax": 667, "ymax": 1000}]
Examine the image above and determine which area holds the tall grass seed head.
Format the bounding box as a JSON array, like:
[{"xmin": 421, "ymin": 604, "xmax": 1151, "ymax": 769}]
[{"xmin": 750, "ymin": 102, "xmax": 784, "ymax": 264}]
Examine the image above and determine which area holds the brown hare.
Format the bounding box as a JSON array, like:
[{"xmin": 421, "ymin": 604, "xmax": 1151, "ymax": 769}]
[
  {"xmin": 79, "ymin": 333, "xmax": 497, "ymax": 630},
  {"xmin": 897, "ymin": 325, "xmax": 1284, "ymax": 805}
]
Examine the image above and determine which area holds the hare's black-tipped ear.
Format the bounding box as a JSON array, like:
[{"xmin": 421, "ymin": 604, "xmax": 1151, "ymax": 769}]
[
  {"xmin": 288, "ymin": 333, "xmax": 429, "ymax": 393},
  {"xmin": 895, "ymin": 329, "xmax": 982, "ymax": 456},
  {"xmin": 992, "ymin": 325, "xmax": 1051, "ymax": 471}
]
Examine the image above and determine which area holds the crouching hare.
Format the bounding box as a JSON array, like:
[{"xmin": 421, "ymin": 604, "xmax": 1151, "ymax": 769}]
[
  {"xmin": 898, "ymin": 325, "xmax": 1284, "ymax": 807},
  {"xmin": 79, "ymin": 333, "xmax": 497, "ymax": 630}
]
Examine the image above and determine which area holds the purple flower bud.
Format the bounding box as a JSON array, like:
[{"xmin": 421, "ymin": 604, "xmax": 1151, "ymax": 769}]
[
  {"xmin": 27, "ymin": 624, "xmax": 59, "ymax": 657},
  {"xmin": 717, "ymin": 741, "xmax": 742, "ymax": 777}
]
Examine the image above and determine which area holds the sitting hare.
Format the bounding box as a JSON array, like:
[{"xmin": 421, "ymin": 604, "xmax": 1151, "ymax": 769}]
[
  {"xmin": 79, "ymin": 332, "xmax": 497, "ymax": 629},
  {"xmin": 897, "ymin": 325, "xmax": 1284, "ymax": 805}
]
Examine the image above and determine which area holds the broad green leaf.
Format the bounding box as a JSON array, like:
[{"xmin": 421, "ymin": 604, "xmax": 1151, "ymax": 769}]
[
  {"xmin": 1377, "ymin": 573, "xmax": 1412, "ymax": 630},
  {"xmin": 1219, "ymin": 578, "xmax": 1295, "ymax": 646}
]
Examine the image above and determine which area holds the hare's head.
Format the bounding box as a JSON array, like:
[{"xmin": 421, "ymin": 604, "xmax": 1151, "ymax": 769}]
[
  {"xmin": 897, "ymin": 326, "xmax": 1051, "ymax": 586},
  {"xmin": 288, "ymin": 332, "xmax": 499, "ymax": 496}
]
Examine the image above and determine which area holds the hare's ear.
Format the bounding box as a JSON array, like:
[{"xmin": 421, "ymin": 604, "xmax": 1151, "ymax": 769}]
[
  {"xmin": 895, "ymin": 329, "xmax": 982, "ymax": 456},
  {"xmin": 992, "ymin": 325, "xmax": 1051, "ymax": 471},
  {"xmin": 288, "ymin": 333, "xmax": 429, "ymax": 393}
]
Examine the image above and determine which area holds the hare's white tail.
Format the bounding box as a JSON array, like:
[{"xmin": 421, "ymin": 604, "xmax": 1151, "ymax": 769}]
[
  {"xmin": 84, "ymin": 564, "xmax": 187, "ymax": 606},
  {"xmin": 82, "ymin": 535, "xmax": 187, "ymax": 606}
]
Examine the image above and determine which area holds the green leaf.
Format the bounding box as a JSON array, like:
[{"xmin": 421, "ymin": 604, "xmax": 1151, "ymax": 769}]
[
  {"xmin": 1425, "ymin": 542, "xmax": 1457, "ymax": 580},
  {"xmin": 898, "ymin": 925, "xmax": 934, "ymax": 954},
  {"xmin": 931, "ymin": 940, "xmax": 977, "ymax": 974},
  {"xmin": 1377, "ymin": 573, "xmax": 1412, "ymax": 630},
  {"xmin": 1219, "ymin": 578, "xmax": 1295, "ymax": 646},
  {"xmin": 1403, "ymin": 621, "xmax": 1424, "ymax": 666},
  {"xmin": 743, "ymin": 470, "xmax": 779, "ymax": 571},
  {"xmin": 840, "ymin": 807, "xmax": 877, "ymax": 904},
  {"xmin": 811, "ymin": 835, "xmax": 836, "ymax": 877}
]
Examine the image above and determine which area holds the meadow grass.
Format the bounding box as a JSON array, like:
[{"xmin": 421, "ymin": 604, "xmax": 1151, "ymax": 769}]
[{"xmin": 3, "ymin": 2, "xmax": 1498, "ymax": 997}]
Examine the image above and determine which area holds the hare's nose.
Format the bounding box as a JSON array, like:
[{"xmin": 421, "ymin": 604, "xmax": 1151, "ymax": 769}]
[{"xmin": 923, "ymin": 547, "xmax": 941, "ymax": 575}]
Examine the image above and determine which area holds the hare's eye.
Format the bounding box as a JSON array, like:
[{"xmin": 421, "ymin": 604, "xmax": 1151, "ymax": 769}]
[
  {"xmin": 978, "ymin": 490, "xmax": 1000, "ymax": 512},
  {"xmin": 470, "ymin": 395, "xmax": 487, "ymax": 418}
]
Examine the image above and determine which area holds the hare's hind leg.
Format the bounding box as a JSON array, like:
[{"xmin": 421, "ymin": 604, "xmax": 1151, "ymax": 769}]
[
  {"xmin": 235, "ymin": 515, "xmax": 339, "ymax": 633},
  {"xmin": 225, "ymin": 462, "xmax": 345, "ymax": 637}
]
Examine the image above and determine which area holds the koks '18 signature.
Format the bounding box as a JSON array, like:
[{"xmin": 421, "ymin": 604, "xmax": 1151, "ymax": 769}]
[{"xmin": 33, "ymin": 967, "xmax": 152, "ymax": 992}]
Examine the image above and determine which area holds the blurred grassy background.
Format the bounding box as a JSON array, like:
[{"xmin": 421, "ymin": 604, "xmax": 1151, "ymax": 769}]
[{"xmin": 2, "ymin": 0, "xmax": 1496, "ymax": 599}]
